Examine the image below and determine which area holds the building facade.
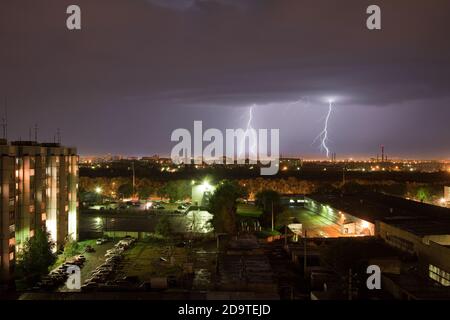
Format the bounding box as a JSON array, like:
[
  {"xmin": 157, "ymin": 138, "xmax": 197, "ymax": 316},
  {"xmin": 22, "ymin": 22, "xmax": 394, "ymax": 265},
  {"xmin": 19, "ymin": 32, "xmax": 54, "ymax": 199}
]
[{"xmin": 0, "ymin": 140, "xmax": 78, "ymax": 284}]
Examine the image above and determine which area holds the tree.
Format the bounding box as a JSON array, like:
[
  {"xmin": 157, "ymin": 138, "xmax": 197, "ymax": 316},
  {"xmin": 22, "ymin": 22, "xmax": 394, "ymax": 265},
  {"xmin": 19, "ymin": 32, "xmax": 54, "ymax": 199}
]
[
  {"xmin": 63, "ymin": 238, "xmax": 81, "ymax": 258},
  {"xmin": 341, "ymin": 181, "xmax": 369, "ymax": 194},
  {"xmin": 118, "ymin": 183, "xmax": 134, "ymax": 198},
  {"xmin": 255, "ymin": 190, "xmax": 283, "ymax": 229},
  {"xmin": 159, "ymin": 180, "xmax": 191, "ymax": 202},
  {"xmin": 16, "ymin": 228, "xmax": 56, "ymax": 285},
  {"xmin": 155, "ymin": 215, "xmax": 172, "ymax": 237},
  {"xmin": 316, "ymin": 183, "xmax": 339, "ymax": 194},
  {"xmin": 208, "ymin": 180, "xmax": 246, "ymax": 235},
  {"xmin": 416, "ymin": 187, "xmax": 431, "ymax": 202},
  {"xmin": 137, "ymin": 185, "xmax": 152, "ymax": 200}
]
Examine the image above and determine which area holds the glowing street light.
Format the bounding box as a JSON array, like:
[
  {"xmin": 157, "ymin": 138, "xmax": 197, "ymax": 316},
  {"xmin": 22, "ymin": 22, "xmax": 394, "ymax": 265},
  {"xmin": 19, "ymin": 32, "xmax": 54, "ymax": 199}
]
[
  {"xmin": 95, "ymin": 186, "xmax": 102, "ymax": 194},
  {"xmin": 201, "ymin": 180, "xmax": 212, "ymax": 192}
]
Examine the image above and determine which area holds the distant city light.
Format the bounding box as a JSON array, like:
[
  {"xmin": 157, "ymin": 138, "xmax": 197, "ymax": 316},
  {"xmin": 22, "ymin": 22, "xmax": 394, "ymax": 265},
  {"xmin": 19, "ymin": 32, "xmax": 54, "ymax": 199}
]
[{"xmin": 145, "ymin": 202, "xmax": 153, "ymax": 210}]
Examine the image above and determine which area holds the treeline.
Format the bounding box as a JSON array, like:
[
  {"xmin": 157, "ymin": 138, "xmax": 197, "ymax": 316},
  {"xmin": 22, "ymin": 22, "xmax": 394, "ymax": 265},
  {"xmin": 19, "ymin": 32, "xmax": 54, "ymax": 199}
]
[
  {"xmin": 79, "ymin": 176, "xmax": 446, "ymax": 202},
  {"xmin": 80, "ymin": 163, "xmax": 450, "ymax": 183}
]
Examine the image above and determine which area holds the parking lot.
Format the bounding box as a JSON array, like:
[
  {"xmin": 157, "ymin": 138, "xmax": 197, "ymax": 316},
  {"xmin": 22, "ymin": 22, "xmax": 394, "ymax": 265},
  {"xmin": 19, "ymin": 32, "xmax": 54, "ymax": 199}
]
[
  {"xmin": 277, "ymin": 207, "xmax": 344, "ymax": 238},
  {"xmin": 79, "ymin": 237, "xmax": 137, "ymax": 292}
]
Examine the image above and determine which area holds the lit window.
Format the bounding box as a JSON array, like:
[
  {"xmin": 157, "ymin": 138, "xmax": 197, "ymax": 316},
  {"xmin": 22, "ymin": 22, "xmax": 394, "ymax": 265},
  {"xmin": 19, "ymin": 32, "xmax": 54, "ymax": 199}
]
[
  {"xmin": 429, "ymin": 264, "xmax": 450, "ymax": 287},
  {"xmin": 9, "ymin": 252, "xmax": 14, "ymax": 261},
  {"xmin": 41, "ymin": 213, "xmax": 47, "ymax": 221},
  {"xmin": 9, "ymin": 238, "xmax": 15, "ymax": 246}
]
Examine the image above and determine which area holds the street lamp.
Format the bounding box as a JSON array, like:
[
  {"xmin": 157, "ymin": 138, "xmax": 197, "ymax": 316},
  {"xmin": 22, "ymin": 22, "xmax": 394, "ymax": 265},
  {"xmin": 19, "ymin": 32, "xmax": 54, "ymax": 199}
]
[
  {"xmin": 95, "ymin": 186, "xmax": 102, "ymax": 194},
  {"xmin": 201, "ymin": 180, "xmax": 211, "ymax": 192}
]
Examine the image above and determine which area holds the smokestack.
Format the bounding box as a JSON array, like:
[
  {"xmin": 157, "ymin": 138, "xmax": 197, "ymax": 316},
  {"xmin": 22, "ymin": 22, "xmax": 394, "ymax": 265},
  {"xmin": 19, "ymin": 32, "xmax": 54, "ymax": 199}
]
[{"xmin": 381, "ymin": 145, "xmax": 385, "ymax": 162}]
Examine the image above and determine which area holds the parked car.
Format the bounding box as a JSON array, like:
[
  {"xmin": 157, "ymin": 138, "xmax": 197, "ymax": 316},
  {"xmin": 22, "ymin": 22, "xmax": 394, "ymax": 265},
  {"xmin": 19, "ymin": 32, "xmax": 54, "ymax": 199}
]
[{"xmin": 175, "ymin": 241, "xmax": 187, "ymax": 248}]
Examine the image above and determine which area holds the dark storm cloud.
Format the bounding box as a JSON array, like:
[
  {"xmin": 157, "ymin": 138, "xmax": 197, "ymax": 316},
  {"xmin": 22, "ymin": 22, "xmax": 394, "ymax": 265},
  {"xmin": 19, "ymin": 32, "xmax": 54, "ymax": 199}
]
[{"xmin": 1, "ymin": 0, "xmax": 450, "ymax": 158}]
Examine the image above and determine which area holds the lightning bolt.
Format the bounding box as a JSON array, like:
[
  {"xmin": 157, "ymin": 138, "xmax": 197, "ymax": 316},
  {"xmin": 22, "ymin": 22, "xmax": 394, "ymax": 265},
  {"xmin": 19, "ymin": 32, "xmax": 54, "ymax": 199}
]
[
  {"xmin": 246, "ymin": 104, "xmax": 254, "ymax": 131},
  {"xmin": 239, "ymin": 104, "xmax": 257, "ymax": 160},
  {"xmin": 315, "ymin": 100, "xmax": 334, "ymax": 158}
]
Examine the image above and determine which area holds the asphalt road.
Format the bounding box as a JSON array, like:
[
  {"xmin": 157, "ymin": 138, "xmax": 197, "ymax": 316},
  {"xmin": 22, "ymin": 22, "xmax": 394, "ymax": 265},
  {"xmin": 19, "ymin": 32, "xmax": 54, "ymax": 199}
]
[{"xmin": 277, "ymin": 207, "xmax": 343, "ymax": 237}]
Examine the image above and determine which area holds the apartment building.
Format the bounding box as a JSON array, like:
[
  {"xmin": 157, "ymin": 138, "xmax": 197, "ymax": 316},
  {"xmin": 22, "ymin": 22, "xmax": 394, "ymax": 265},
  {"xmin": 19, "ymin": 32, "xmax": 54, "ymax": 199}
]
[{"xmin": 0, "ymin": 139, "xmax": 78, "ymax": 284}]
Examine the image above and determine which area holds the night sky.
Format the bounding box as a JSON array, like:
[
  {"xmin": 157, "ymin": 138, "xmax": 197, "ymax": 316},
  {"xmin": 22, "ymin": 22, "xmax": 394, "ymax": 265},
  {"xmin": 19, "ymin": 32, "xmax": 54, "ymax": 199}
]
[{"xmin": 1, "ymin": 0, "xmax": 450, "ymax": 159}]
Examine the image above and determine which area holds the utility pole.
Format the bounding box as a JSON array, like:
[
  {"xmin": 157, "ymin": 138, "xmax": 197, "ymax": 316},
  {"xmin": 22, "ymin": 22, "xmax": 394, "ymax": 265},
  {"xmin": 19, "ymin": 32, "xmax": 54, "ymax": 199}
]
[
  {"xmin": 342, "ymin": 166, "xmax": 346, "ymax": 185},
  {"xmin": 132, "ymin": 161, "xmax": 136, "ymax": 198},
  {"xmin": 284, "ymin": 225, "xmax": 288, "ymax": 247},
  {"xmin": 348, "ymin": 268, "xmax": 352, "ymax": 300},
  {"xmin": 271, "ymin": 200, "xmax": 274, "ymax": 231},
  {"xmin": 303, "ymin": 229, "xmax": 307, "ymax": 277}
]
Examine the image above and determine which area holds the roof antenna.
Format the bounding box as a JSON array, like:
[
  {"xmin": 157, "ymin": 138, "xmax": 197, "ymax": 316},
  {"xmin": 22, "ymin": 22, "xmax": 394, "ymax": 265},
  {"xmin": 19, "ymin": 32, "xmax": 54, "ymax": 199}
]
[
  {"xmin": 57, "ymin": 128, "xmax": 61, "ymax": 144},
  {"xmin": 34, "ymin": 124, "xmax": 38, "ymax": 142},
  {"xmin": 2, "ymin": 97, "xmax": 7, "ymax": 140}
]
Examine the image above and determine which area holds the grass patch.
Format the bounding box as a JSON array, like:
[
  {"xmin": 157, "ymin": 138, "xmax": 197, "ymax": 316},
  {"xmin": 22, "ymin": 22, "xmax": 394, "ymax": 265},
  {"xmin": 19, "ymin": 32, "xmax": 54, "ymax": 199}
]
[
  {"xmin": 237, "ymin": 203, "xmax": 262, "ymax": 217},
  {"xmin": 121, "ymin": 242, "xmax": 188, "ymax": 281},
  {"xmin": 50, "ymin": 239, "xmax": 97, "ymax": 270}
]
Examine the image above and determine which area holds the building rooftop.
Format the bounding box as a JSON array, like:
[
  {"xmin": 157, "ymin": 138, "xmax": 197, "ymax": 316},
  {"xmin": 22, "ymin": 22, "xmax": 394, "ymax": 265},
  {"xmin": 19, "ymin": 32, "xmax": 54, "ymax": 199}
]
[{"xmin": 308, "ymin": 192, "xmax": 450, "ymax": 237}]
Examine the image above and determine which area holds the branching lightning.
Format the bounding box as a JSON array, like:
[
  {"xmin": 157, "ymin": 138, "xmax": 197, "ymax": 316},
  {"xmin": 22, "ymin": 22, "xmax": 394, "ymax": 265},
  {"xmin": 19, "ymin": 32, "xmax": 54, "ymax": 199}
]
[{"xmin": 315, "ymin": 100, "xmax": 334, "ymax": 158}]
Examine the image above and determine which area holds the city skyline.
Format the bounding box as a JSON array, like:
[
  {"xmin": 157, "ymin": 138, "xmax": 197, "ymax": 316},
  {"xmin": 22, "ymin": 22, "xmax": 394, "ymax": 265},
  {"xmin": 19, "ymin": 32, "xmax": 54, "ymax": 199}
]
[{"xmin": 1, "ymin": 0, "xmax": 450, "ymax": 159}]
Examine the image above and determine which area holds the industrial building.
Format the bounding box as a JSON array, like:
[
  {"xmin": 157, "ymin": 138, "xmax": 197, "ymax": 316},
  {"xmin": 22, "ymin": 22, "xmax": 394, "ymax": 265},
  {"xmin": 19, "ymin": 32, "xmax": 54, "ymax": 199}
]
[
  {"xmin": 0, "ymin": 140, "xmax": 78, "ymax": 284},
  {"xmin": 305, "ymin": 192, "xmax": 450, "ymax": 295}
]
